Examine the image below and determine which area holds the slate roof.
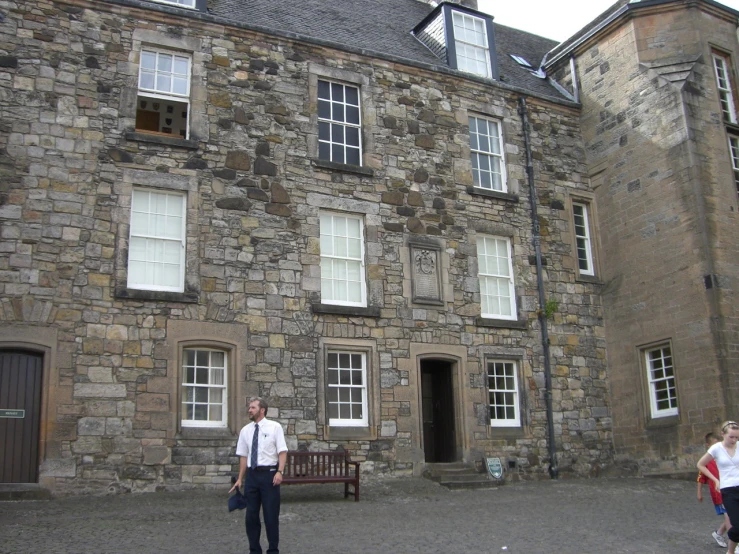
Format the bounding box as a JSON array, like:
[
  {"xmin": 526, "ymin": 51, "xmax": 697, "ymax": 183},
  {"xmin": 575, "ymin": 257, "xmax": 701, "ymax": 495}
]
[{"xmin": 206, "ymin": 0, "xmax": 567, "ymax": 103}]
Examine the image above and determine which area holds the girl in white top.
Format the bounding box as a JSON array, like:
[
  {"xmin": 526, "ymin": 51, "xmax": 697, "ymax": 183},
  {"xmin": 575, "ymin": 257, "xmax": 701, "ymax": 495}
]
[{"xmin": 699, "ymin": 421, "xmax": 739, "ymax": 554}]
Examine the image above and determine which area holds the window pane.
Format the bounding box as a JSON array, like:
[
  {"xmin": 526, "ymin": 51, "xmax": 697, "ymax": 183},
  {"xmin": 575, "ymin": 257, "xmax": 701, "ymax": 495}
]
[
  {"xmin": 195, "ymin": 387, "xmax": 208, "ymax": 402},
  {"xmin": 346, "ymin": 106, "xmax": 360, "ymax": 125},
  {"xmin": 345, "ymin": 86, "xmax": 358, "ymax": 105},
  {"xmin": 328, "ymin": 403, "xmax": 338, "ymax": 419},
  {"xmin": 346, "ymin": 127, "xmax": 360, "ymax": 147},
  {"xmin": 346, "ymin": 147, "xmax": 360, "ymax": 166},
  {"xmin": 351, "ymin": 404, "xmax": 362, "ymax": 419},
  {"xmin": 331, "ymin": 83, "xmax": 344, "ymax": 102},
  {"xmin": 140, "ymin": 71, "xmax": 155, "ymax": 90},
  {"xmin": 210, "ymin": 388, "xmax": 223, "ymax": 403},
  {"xmin": 332, "ymin": 144, "xmax": 344, "ymax": 164},
  {"xmin": 318, "ymin": 142, "xmax": 330, "ymax": 161},
  {"xmin": 318, "ymin": 99, "xmax": 331, "ymax": 120},
  {"xmin": 157, "ymin": 54, "xmax": 172, "ymax": 73},
  {"xmin": 209, "ymin": 406, "xmax": 222, "ymax": 422},
  {"xmin": 156, "ymin": 74, "xmax": 171, "ymax": 93},
  {"xmin": 332, "ymin": 102, "xmax": 345, "ymax": 122},
  {"xmin": 318, "ymin": 80, "xmax": 330, "ymax": 99},
  {"xmin": 141, "ymin": 51, "xmax": 157, "ymax": 70}
]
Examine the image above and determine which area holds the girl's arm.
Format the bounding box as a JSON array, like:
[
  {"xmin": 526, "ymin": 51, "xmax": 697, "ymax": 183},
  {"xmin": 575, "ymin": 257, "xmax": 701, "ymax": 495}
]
[{"xmin": 697, "ymin": 452, "xmax": 720, "ymax": 492}]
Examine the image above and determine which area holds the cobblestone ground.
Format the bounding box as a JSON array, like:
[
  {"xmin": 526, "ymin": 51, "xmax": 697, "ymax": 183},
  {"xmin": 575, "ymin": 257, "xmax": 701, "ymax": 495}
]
[{"xmin": 0, "ymin": 477, "xmax": 727, "ymax": 553}]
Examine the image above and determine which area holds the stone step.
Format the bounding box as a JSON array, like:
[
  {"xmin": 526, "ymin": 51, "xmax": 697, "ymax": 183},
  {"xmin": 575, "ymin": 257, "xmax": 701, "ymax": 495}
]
[
  {"xmin": 0, "ymin": 484, "xmax": 52, "ymax": 501},
  {"xmin": 441, "ymin": 478, "xmax": 498, "ymax": 491},
  {"xmin": 423, "ymin": 462, "xmax": 497, "ymax": 490}
]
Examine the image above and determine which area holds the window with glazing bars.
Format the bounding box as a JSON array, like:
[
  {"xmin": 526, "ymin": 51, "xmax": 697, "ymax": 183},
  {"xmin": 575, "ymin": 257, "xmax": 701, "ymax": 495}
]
[
  {"xmin": 128, "ymin": 188, "xmax": 186, "ymax": 292},
  {"xmin": 182, "ymin": 349, "xmax": 227, "ymax": 427},
  {"xmin": 645, "ymin": 345, "xmax": 678, "ymax": 418},
  {"xmin": 572, "ymin": 202, "xmax": 594, "ymax": 276},
  {"xmin": 452, "ymin": 11, "xmax": 491, "ymax": 78},
  {"xmin": 327, "ymin": 351, "xmax": 368, "ymax": 426},
  {"xmin": 469, "ymin": 116, "xmax": 506, "ymax": 192},
  {"xmin": 729, "ymin": 136, "xmax": 739, "ymax": 196},
  {"xmin": 713, "ymin": 53, "xmax": 737, "ymax": 124},
  {"xmin": 477, "ymin": 236, "xmax": 516, "ymax": 319},
  {"xmin": 317, "ymin": 80, "xmax": 361, "ymax": 165},
  {"xmin": 320, "ymin": 213, "xmax": 366, "ymax": 306},
  {"xmin": 487, "ymin": 360, "xmax": 520, "ymax": 427},
  {"xmin": 137, "ymin": 49, "xmax": 191, "ymax": 138}
]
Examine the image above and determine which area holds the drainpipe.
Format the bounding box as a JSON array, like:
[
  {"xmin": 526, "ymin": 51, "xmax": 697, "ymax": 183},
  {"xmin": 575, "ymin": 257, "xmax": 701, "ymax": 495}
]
[{"xmin": 518, "ymin": 96, "xmax": 558, "ymax": 480}]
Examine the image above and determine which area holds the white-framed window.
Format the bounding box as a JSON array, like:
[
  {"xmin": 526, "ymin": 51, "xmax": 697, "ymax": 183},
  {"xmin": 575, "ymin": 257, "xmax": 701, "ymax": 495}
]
[
  {"xmin": 477, "ymin": 236, "xmax": 516, "ymax": 320},
  {"xmin": 149, "ymin": 0, "xmax": 196, "ymax": 7},
  {"xmin": 572, "ymin": 202, "xmax": 595, "ymax": 276},
  {"xmin": 326, "ymin": 351, "xmax": 368, "ymax": 427},
  {"xmin": 729, "ymin": 136, "xmax": 739, "ymax": 196},
  {"xmin": 128, "ymin": 188, "xmax": 186, "ymax": 292},
  {"xmin": 452, "ymin": 11, "xmax": 491, "ymax": 78},
  {"xmin": 645, "ymin": 345, "xmax": 678, "ymax": 418},
  {"xmin": 469, "ymin": 116, "xmax": 506, "ymax": 192},
  {"xmin": 181, "ymin": 348, "xmax": 227, "ymax": 427},
  {"xmin": 317, "ymin": 80, "xmax": 362, "ymax": 165},
  {"xmin": 487, "ymin": 360, "xmax": 520, "ymax": 427},
  {"xmin": 136, "ymin": 49, "xmax": 191, "ymax": 138},
  {"xmin": 320, "ymin": 212, "xmax": 366, "ymax": 307},
  {"xmin": 713, "ymin": 52, "xmax": 737, "ymax": 124}
]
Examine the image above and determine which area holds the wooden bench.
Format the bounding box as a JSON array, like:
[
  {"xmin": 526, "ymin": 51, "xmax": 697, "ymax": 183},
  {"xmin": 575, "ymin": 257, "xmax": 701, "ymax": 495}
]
[{"xmin": 281, "ymin": 451, "xmax": 360, "ymax": 501}]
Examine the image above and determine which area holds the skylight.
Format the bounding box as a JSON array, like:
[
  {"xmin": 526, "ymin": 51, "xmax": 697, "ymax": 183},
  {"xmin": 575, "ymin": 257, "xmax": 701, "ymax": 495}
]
[{"xmin": 510, "ymin": 54, "xmax": 532, "ymax": 68}]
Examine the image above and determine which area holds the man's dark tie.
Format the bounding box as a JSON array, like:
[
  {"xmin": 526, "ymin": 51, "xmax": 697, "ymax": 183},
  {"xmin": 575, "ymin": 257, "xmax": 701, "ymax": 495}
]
[{"xmin": 251, "ymin": 423, "xmax": 259, "ymax": 469}]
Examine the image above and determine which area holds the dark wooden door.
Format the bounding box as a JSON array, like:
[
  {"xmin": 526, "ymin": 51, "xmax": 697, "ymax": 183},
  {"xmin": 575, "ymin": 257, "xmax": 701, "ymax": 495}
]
[
  {"xmin": 0, "ymin": 350, "xmax": 43, "ymax": 483},
  {"xmin": 421, "ymin": 360, "xmax": 456, "ymax": 463}
]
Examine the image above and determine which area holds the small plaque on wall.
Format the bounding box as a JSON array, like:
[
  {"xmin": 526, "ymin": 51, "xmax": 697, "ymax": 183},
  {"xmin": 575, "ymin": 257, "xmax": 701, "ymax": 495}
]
[{"xmin": 410, "ymin": 244, "xmax": 443, "ymax": 304}]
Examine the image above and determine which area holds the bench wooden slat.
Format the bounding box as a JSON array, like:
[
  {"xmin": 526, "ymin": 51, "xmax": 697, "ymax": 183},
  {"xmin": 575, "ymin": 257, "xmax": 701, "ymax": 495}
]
[{"xmin": 281, "ymin": 451, "xmax": 360, "ymax": 501}]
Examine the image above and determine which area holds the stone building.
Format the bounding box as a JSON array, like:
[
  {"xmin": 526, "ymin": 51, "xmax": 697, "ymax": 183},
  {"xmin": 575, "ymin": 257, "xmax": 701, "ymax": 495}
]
[
  {"xmin": 545, "ymin": 0, "xmax": 739, "ymax": 475},
  {"xmin": 0, "ymin": 0, "xmax": 613, "ymax": 494}
]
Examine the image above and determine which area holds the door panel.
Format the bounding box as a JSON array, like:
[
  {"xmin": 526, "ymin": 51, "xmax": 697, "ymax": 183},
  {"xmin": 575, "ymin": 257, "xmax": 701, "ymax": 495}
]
[
  {"xmin": 0, "ymin": 350, "xmax": 43, "ymax": 483},
  {"xmin": 421, "ymin": 360, "xmax": 456, "ymax": 463}
]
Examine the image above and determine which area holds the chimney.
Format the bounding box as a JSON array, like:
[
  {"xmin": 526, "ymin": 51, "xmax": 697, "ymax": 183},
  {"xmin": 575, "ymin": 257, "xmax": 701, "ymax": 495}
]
[{"xmin": 418, "ymin": 0, "xmax": 479, "ymax": 11}]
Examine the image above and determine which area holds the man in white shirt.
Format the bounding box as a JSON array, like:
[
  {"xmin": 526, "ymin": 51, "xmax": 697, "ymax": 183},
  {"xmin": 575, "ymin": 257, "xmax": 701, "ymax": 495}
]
[{"xmin": 230, "ymin": 397, "xmax": 288, "ymax": 554}]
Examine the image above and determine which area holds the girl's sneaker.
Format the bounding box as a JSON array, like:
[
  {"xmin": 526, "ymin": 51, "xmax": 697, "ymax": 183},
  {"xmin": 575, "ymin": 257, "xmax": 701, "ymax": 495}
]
[{"xmin": 712, "ymin": 531, "xmax": 727, "ymax": 548}]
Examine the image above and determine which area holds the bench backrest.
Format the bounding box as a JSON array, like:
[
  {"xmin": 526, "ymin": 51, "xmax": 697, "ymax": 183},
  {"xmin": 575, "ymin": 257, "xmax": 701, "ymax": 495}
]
[{"xmin": 285, "ymin": 451, "xmax": 351, "ymax": 478}]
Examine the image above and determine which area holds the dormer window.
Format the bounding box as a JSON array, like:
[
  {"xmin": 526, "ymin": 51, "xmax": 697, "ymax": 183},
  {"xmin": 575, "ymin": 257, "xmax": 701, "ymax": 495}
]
[
  {"xmin": 144, "ymin": 0, "xmax": 208, "ymax": 12},
  {"xmin": 150, "ymin": 0, "xmax": 196, "ymax": 7},
  {"xmin": 413, "ymin": 4, "xmax": 498, "ymax": 81},
  {"xmin": 452, "ymin": 11, "xmax": 491, "ymax": 78}
]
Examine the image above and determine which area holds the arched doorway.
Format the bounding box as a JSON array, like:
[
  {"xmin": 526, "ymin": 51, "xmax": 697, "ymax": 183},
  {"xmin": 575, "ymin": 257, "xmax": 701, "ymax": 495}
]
[
  {"xmin": 0, "ymin": 350, "xmax": 44, "ymax": 483},
  {"xmin": 420, "ymin": 359, "xmax": 457, "ymax": 463}
]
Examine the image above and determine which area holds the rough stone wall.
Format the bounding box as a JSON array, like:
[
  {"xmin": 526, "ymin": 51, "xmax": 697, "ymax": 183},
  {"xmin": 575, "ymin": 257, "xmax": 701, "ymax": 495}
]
[
  {"xmin": 0, "ymin": 0, "xmax": 609, "ymax": 493},
  {"xmin": 557, "ymin": 4, "xmax": 739, "ymax": 473}
]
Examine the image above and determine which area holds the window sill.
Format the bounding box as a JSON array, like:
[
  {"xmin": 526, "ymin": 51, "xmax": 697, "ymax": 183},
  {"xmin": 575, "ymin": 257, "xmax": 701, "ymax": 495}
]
[
  {"xmin": 725, "ymin": 121, "xmax": 739, "ymax": 134},
  {"xmin": 312, "ymin": 304, "xmax": 381, "ymax": 317},
  {"xmin": 178, "ymin": 426, "xmax": 235, "ymax": 440},
  {"xmin": 311, "ymin": 158, "xmax": 374, "ymax": 177},
  {"xmin": 475, "ymin": 317, "xmax": 527, "ymax": 329},
  {"xmin": 488, "ymin": 426, "xmax": 525, "ymax": 439},
  {"xmin": 645, "ymin": 414, "xmax": 680, "ymax": 430},
  {"xmin": 326, "ymin": 426, "xmax": 375, "ymax": 441},
  {"xmin": 126, "ymin": 131, "xmax": 199, "ymax": 150},
  {"xmin": 467, "ymin": 187, "xmax": 519, "ymax": 202},
  {"xmin": 575, "ymin": 274, "xmax": 601, "ymax": 284},
  {"xmin": 115, "ymin": 287, "xmax": 199, "ymax": 303}
]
